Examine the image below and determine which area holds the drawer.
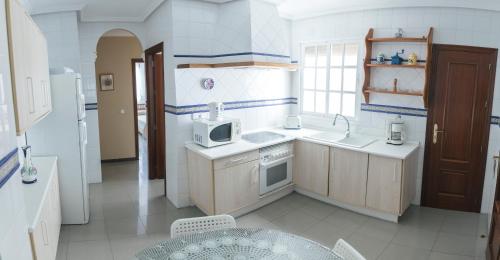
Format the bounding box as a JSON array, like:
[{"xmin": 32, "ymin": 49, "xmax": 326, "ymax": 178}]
[{"xmin": 214, "ymin": 150, "xmax": 259, "ymax": 170}]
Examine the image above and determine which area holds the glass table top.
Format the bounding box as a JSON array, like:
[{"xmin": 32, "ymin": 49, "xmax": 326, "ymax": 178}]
[{"xmin": 136, "ymin": 228, "xmax": 343, "ymax": 260}]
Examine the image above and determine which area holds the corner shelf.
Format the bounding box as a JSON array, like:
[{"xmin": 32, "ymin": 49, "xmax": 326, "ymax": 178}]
[
  {"xmin": 364, "ymin": 88, "xmax": 424, "ymax": 97},
  {"xmin": 365, "ymin": 63, "xmax": 426, "ymax": 69},
  {"xmin": 177, "ymin": 61, "xmax": 298, "ymax": 71},
  {"xmin": 362, "ymin": 27, "xmax": 434, "ymax": 108}
]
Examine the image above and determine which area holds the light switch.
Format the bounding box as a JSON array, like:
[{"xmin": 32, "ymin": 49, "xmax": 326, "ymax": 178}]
[{"xmin": 120, "ymin": 109, "xmax": 125, "ymax": 114}]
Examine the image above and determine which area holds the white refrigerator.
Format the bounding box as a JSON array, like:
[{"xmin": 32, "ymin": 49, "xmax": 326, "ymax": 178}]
[{"xmin": 28, "ymin": 72, "xmax": 89, "ymax": 224}]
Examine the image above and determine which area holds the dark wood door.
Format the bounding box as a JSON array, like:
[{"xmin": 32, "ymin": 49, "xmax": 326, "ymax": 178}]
[
  {"xmin": 145, "ymin": 43, "xmax": 166, "ymax": 181},
  {"xmin": 422, "ymin": 44, "xmax": 497, "ymax": 212}
]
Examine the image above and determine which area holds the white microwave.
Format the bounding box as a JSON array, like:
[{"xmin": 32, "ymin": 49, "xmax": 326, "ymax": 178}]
[{"xmin": 193, "ymin": 118, "xmax": 242, "ymax": 148}]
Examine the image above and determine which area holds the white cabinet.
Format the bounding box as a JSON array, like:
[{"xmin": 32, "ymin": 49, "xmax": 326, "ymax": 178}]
[
  {"xmin": 23, "ymin": 157, "xmax": 61, "ymax": 260},
  {"xmin": 293, "ymin": 140, "xmax": 329, "ymax": 196},
  {"xmin": 329, "ymin": 148, "xmax": 369, "ymax": 207},
  {"xmin": 214, "ymin": 160, "xmax": 260, "ymax": 214},
  {"xmin": 187, "ymin": 150, "xmax": 260, "ymax": 215},
  {"xmin": 366, "ymin": 154, "xmax": 417, "ymax": 215},
  {"xmin": 6, "ymin": 0, "xmax": 51, "ymax": 135}
]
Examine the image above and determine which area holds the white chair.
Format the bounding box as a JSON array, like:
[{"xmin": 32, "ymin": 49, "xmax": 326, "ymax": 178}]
[
  {"xmin": 170, "ymin": 215, "xmax": 236, "ymax": 238},
  {"xmin": 333, "ymin": 239, "xmax": 366, "ymax": 260}
]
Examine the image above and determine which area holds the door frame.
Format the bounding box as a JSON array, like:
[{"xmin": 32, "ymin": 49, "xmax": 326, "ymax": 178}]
[
  {"xmin": 131, "ymin": 58, "xmax": 144, "ymax": 160},
  {"xmin": 421, "ymin": 44, "xmax": 497, "ymax": 212},
  {"xmin": 144, "ymin": 43, "xmax": 166, "ymax": 184}
]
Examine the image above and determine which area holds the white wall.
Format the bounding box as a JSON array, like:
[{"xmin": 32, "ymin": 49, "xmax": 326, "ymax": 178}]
[
  {"xmin": 32, "ymin": 11, "xmax": 81, "ymax": 72},
  {"xmin": 291, "ymin": 7, "xmax": 500, "ymax": 213},
  {"xmin": 0, "ymin": 0, "xmax": 33, "ymax": 259}
]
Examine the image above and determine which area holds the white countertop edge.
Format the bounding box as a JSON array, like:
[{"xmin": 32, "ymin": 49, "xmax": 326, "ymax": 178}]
[
  {"xmin": 24, "ymin": 156, "xmax": 58, "ymax": 232},
  {"xmin": 185, "ymin": 128, "xmax": 419, "ymax": 160}
]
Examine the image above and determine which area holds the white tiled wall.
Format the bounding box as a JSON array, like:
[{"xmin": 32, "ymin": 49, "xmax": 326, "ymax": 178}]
[
  {"xmin": 32, "ymin": 11, "xmax": 82, "ymax": 72},
  {"xmin": 0, "ymin": 0, "xmax": 32, "ymax": 258},
  {"xmin": 291, "ymin": 7, "xmax": 500, "ymax": 212}
]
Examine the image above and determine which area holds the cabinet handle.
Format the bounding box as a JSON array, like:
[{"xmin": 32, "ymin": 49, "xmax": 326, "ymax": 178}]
[
  {"xmin": 41, "ymin": 221, "xmax": 49, "ymax": 245},
  {"xmin": 393, "ymin": 164, "xmax": 397, "ymax": 182},
  {"xmin": 494, "ymin": 154, "xmax": 499, "ymax": 179},
  {"xmin": 27, "ymin": 77, "xmax": 35, "ymax": 114},
  {"xmin": 251, "ymin": 165, "xmax": 259, "ymax": 185},
  {"xmin": 227, "ymin": 156, "xmax": 247, "ymax": 167}
]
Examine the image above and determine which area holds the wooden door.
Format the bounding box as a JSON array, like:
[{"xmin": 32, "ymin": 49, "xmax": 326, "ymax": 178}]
[
  {"xmin": 423, "ymin": 44, "xmax": 497, "ymax": 212},
  {"xmin": 293, "ymin": 140, "xmax": 329, "ymax": 196},
  {"xmin": 145, "ymin": 43, "xmax": 166, "ymax": 182},
  {"xmin": 366, "ymin": 155, "xmax": 403, "ymax": 214},
  {"xmin": 214, "ymin": 160, "xmax": 260, "ymax": 214},
  {"xmin": 329, "ymin": 148, "xmax": 368, "ymax": 207}
]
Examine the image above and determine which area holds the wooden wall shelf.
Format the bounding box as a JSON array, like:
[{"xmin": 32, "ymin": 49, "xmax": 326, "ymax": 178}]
[
  {"xmin": 365, "ymin": 88, "xmax": 424, "ymax": 97},
  {"xmin": 366, "ymin": 64, "xmax": 426, "ymax": 68},
  {"xmin": 362, "ymin": 27, "xmax": 434, "ymax": 108},
  {"xmin": 177, "ymin": 61, "xmax": 298, "ymax": 71}
]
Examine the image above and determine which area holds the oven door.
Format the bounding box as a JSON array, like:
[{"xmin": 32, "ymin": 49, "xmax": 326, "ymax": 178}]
[{"xmin": 259, "ymin": 155, "xmax": 293, "ymax": 195}]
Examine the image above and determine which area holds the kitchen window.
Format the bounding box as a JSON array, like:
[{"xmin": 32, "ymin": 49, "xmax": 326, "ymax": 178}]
[{"xmin": 301, "ymin": 43, "xmax": 358, "ymax": 117}]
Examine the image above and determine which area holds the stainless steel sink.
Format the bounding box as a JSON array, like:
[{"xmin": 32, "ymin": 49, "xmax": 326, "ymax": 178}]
[
  {"xmin": 242, "ymin": 131, "xmax": 286, "ymax": 144},
  {"xmin": 305, "ymin": 132, "xmax": 376, "ymax": 148}
]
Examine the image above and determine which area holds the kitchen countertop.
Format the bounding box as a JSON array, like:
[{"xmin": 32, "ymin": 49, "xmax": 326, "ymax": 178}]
[
  {"xmin": 22, "ymin": 156, "xmax": 58, "ymax": 231},
  {"xmin": 185, "ymin": 127, "xmax": 419, "ymax": 160}
]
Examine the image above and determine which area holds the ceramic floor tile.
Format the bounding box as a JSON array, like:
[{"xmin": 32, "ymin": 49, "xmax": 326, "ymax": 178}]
[
  {"xmin": 428, "ymin": 252, "xmax": 475, "ymax": 260},
  {"xmin": 102, "ymin": 201, "xmax": 140, "ymax": 221},
  {"xmin": 67, "ymin": 240, "xmax": 113, "ymax": 260},
  {"xmin": 56, "ymin": 242, "xmax": 68, "ymax": 260},
  {"xmin": 253, "ymin": 199, "xmax": 295, "ymax": 221},
  {"xmin": 392, "ymin": 226, "xmax": 438, "ymax": 250},
  {"xmin": 377, "ymin": 243, "xmax": 430, "ymax": 260},
  {"xmin": 399, "ymin": 206, "xmax": 446, "ymax": 231},
  {"xmin": 440, "ymin": 214, "xmax": 480, "ymax": 236},
  {"xmin": 301, "ymin": 221, "xmax": 355, "ymax": 248},
  {"xmin": 140, "ymin": 213, "xmax": 177, "ymax": 236},
  {"xmin": 236, "ymin": 213, "xmax": 279, "ymax": 229},
  {"xmin": 432, "ymin": 232, "xmax": 481, "ymax": 257},
  {"xmin": 68, "ymin": 220, "xmax": 107, "ymax": 242},
  {"xmin": 355, "ymin": 218, "xmax": 400, "ymax": 242},
  {"xmin": 109, "ymin": 237, "xmax": 159, "ymax": 260},
  {"xmin": 298, "ymin": 198, "xmax": 338, "ymax": 220},
  {"xmin": 105, "ymin": 217, "xmax": 147, "ymax": 240},
  {"xmin": 323, "ymin": 209, "xmax": 369, "ymax": 231},
  {"xmin": 346, "ymin": 231, "xmax": 390, "ymax": 260},
  {"xmin": 271, "ymin": 210, "xmax": 322, "ymax": 234}
]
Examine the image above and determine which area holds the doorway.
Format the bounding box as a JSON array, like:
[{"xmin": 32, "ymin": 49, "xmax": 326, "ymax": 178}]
[
  {"xmin": 144, "ymin": 43, "xmax": 166, "ymax": 184},
  {"xmin": 422, "ymin": 44, "xmax": 497, "ymax": 212}
]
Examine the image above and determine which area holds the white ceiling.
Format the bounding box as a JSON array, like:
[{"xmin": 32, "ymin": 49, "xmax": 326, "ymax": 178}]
[
  {"xmin": 26, "ymin": 0, "xmax": 164, "ymax": 22},
  {"xmin": 24, "ymin": 0, "xmax": 500, "ymax": 22}
]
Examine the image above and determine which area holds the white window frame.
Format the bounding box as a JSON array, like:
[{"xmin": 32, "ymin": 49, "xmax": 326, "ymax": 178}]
[{"xmin": 299, "ymin": 41, "xmax": 360, "ymax": 119}]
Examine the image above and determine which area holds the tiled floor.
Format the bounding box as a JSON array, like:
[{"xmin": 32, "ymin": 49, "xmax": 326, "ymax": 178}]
[{"xmin": 56, "ymin": 138, "xmax": 489, "ymax": 260}]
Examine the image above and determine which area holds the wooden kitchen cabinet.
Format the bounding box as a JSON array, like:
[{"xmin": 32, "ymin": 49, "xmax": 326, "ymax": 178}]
[
  {"xmin": 293, "ymin": 140, "xmax": 329, "ymax": 196},
  {"xmin": 366, "ymin": 153, "xmax": 417, "ymax": 215},
  {"xmin": 329, "ymin": 148, "xmax": 368, "ymax": 207},
  {"xmin": 187, "ymin": 149, "xmax": 260, "ymax": 215},
  {"xmin": 6, "ymin": 0, "xmax": 52, "ymax": 135},
  {"xmin": 214, "ymin": 160, "xmax": 260, "ymax": 213}
]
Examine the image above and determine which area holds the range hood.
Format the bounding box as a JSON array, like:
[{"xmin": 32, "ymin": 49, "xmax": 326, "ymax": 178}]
[{"xmin": 175, "ymin": 0, "xmax": 294, "ymax": 70}]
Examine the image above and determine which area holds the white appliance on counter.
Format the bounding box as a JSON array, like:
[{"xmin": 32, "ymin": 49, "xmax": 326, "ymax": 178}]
[
  {"xmin": 284, "ymin": 115, "xmax": 302, "ymax": 129},
  {"xmin": 259, "ymin": 142, "xmax": 293, "ymax": 195},
  {"xmin": 27, "ymin": 72, "xmax": 89, "ymax": 224},
  {"xmin": 386, "ymin": 115, "xmax": 406, "ymax": 145},
  {"xmin": 193, "ymin": 118, "xmax": 242, "ymax": 148},
  {"xmin": 208, "ymin": 102, "xmax": 224, "ymax": 121}
]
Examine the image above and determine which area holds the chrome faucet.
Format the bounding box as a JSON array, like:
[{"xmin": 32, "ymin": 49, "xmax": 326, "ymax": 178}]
[{"xmin": 333, "ymin": 114, "xmax": 350, "ymax": 138}]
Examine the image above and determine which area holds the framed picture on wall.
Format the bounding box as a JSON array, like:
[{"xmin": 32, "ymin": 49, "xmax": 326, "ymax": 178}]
[{"xmin": 100, "ymin": 73, "xmax": 114, "ymax": 91}]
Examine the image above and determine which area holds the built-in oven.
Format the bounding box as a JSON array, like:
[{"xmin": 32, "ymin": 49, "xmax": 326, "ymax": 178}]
[{"xmin": 259, "ymin": 142, "xmax": 293, "ymax": 195}]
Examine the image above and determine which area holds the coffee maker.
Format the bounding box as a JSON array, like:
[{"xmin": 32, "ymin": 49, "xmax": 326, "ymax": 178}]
[{"xmin": 386, "ymin": 115, "xmax": 405, "ymax": 145}]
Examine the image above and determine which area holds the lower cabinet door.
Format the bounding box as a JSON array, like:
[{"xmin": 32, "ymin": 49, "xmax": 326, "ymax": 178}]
[
  {"xmin": 31, "ymin": 201, "xmax": 53, "ymax": 260},
  {"xmin": 293, "ymin": 141, "xmax": 329, "ymax": 196},
  {"xmin": 329, "ymin": 148, "xmax": 368, "ymax": 207},
  {"xmin": 366, "ymin": 155, "xmax": 403, "ymax": 214},
  {"xmin": 214, "ymin": 160, "xmax": 260, "ymax": 214}
]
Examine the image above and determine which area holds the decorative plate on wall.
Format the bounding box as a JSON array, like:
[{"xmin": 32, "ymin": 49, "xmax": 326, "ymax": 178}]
[{"xmin": 201, "ymin": 78, "xmax": 215, "ymax": 90}]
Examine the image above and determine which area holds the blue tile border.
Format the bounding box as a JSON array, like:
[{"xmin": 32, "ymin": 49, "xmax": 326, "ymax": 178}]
[
  {"xmin": 165, "ymin": 97, "xmax": 297, "ymax": 115},
  {"xmin": 0, "ymin": 148, "xmax": 20, "ymax": 189},
  {"xmin": 174, "ymin": 52, "xmax": 291, "ymax": 59},
  {"xmin": 361, "ymin": 103, "xmax": 428, "ymax": 117},
  {"xmin": 85, "ymin": 103, "xmax": 98, "ymax": 110}
]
